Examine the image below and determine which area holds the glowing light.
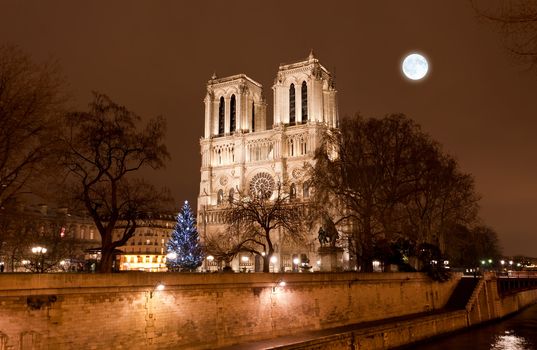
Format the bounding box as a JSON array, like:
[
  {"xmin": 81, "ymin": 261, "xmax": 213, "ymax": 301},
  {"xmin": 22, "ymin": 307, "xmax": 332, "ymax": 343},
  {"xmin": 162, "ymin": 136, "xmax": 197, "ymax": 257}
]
[
  {"xmin": 293, "ymin": 258, "xmax": 300, "ymax": 265},
  {"xmin": 206, "ymin": 255, "xmax": 214, "ymax": 262},
  {"xmin": 372, "ymin": 260, "xmax": 380, "ymax": 267},
  {"xmin": 402, "ymin": 53, "xmax": 429, "ymax": 80},
  {"xmin": 488, "ymin": 259, "xmax": 493, "ymax": 264},
  {"xmin": 241, "ymin": 256, "xmax": 249, "ymax": 262},
  {"xmin": 270, "ymin": 256, "xmax": 277, "ymax": 264},
  {"xmin": 155, "ymin": 283, "xmax": 165, "ymax": 291},
  {"xmin": 501, "ymin": 260, "xmax": 505, "ymax": 265},
  {"xmin": 31, "ymin": 246, "xmax": 47, "ymax": 254},
  {"xmin": 166, "ymin": 252, "xmax": 177, "ymax": 260},
  {"xmin": 278, "ymin": 281, "xmax": 286, "ymax": 287},
  {"xmin": 316, "ymin": 260, "xmax": 321, "ymax": 266}
]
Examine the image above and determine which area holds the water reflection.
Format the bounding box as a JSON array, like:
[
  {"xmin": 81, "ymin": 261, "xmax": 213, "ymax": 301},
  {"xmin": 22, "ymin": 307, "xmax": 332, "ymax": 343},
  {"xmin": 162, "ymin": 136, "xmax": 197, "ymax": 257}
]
[
  {"xmin": 411, "ymin": 304, "xmax": 537, "ymax": 350},
  {"xmin": 491, "ymin": 331, "xmax": 529, "ymax": 350}
]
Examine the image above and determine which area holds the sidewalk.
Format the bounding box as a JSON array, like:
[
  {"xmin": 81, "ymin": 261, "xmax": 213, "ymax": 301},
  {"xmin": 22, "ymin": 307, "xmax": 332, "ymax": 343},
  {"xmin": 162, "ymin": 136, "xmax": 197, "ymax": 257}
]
[{"xmin": 216, "ymin": 310, "xmax": 451, "ymax": 350}]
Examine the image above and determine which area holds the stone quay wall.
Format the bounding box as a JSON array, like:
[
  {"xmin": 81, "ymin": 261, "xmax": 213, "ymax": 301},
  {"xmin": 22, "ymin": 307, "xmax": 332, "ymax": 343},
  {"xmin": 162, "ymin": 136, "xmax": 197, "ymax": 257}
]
[
  {"xmin": 0, "ymin": 272, "xmax": 460, "ymax": 349},
  {"xmin": 466, "ymin": 274, "xmax": 537, "ymax": 325},
  {"xmin": 275, "ymin": 274, "xmax": 537, "ymax": 350}
]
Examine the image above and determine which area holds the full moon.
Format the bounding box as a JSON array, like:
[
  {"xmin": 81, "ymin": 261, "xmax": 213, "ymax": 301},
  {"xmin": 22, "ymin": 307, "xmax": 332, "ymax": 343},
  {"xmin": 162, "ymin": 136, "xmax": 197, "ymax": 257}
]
[{"xmin": 402, "ymin": 53, "xmax": 429, "ymax": 80}]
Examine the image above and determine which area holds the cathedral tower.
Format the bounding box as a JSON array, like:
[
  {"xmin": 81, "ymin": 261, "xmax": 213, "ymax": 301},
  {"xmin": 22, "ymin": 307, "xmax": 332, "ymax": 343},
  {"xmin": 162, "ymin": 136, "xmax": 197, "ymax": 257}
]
[
  {"xmin": 273, "ymin": 50, "xmax": 338, "ymax": 128},
  {"xmin": 203, "ymin": 74, "xmax": 267, "ymax": 138}
]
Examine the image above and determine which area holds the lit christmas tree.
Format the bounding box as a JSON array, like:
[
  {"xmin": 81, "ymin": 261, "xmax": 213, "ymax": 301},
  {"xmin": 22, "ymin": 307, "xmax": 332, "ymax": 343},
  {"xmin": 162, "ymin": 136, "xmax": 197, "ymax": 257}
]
[{"xmin": 166, "ymin": 200, "xmax": 203, "ymax": 272}]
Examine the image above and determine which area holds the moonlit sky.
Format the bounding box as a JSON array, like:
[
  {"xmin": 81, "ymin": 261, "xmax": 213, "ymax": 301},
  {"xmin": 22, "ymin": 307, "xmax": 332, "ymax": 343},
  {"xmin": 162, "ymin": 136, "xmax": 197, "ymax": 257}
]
[{"xmin": 0, "ymin": 1, "xmax": 535, "ymax": 256}]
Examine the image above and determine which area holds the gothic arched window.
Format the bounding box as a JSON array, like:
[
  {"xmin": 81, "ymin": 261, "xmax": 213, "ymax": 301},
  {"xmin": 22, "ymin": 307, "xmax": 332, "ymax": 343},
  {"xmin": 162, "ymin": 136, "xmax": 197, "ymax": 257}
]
[
  {"xmin": 289, "ymin": 84, "xmax": 296, "ymax": 124},
  {"xmin": 230, "ymin": 94, "xmax": 236, "ymax": 133},
  {"xmin": 217, "ymin": 189, "xmax": 224, "ymax": 205},
  {"xmin": 218, "ymin": 97, "xmax": 225, "ymax": 135},
  {"xmin": 228, "ymin": 188, "xmax": 234, "ymax": 203},
  {"xmin": 290, "ymin": 183, "xmax": 297, "ymax": 200},
  {"xmin": 301, "ymin": 81, "xmax": 308, "ymax": 122},
  {"xmin": 251, "ymin": 102, "xmax": 255, "ymax": 132},
  {"xmin": 303, "ymin": 181, "xmax": 310, "ymax": 198}
]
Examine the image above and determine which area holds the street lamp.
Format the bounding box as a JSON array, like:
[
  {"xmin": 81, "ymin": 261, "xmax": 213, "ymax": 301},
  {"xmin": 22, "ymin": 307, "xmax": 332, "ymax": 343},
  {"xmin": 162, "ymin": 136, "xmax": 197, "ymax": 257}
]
[
  {"xmin": 166, "ymin": 252, "xmax": 177, "ymax": 260},
  {"xmin": 31, "ymin": 246, "xmax": 47, "ymax": 273}
]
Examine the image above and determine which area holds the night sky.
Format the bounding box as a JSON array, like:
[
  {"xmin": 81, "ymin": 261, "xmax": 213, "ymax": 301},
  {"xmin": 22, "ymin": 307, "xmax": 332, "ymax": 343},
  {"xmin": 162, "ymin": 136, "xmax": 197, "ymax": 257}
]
[{"xmin": 1, "ymin": 1, "xmax": 535, "ymax": 256}]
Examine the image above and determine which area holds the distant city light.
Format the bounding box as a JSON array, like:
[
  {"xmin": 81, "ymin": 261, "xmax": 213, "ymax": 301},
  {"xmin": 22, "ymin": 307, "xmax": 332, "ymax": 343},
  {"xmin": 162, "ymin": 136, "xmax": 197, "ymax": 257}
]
[{"xmin": 31, "ymin": 246, "xmax": 47, "ymax": 254}]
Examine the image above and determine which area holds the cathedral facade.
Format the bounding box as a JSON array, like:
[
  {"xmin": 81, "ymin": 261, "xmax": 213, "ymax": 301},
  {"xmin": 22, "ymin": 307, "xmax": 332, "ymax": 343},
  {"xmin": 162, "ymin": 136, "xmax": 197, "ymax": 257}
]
[{"xmin": 197, "ymin": 52, "xmax": 339, "ymax": 272}]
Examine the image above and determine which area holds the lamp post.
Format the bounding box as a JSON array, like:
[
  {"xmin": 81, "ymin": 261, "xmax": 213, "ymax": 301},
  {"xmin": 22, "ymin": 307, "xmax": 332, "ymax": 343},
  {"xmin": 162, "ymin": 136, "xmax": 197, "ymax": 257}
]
[
  {"xmin": 206, "ymin": 255, "xmax": 214, "ymax": 272},
  {"xmin": 31, "ymin": 246, "xmax": 47, "ymax": 273}
]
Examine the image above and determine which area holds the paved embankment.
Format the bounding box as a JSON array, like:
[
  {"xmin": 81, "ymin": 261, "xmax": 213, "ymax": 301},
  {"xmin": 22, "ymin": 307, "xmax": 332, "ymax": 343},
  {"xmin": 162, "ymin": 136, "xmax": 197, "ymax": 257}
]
[{"xmin": 0, "ymin": 272, "xmax": 459, "ymax": 349}]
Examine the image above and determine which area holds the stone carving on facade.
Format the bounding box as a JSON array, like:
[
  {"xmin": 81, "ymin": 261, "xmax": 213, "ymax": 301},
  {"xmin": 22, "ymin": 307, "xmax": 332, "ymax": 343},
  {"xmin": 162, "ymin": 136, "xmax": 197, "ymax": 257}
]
[
  {"xmin": 219, "ymin": 176, "xmax": 228, "ymax": 186},
  {"xmin": 313, "ymin": 64, "xmax": 322, "ymax": 79},
  {"xmin": 292, "ymin": 168, "xmax": 303, "ymax": 179}
]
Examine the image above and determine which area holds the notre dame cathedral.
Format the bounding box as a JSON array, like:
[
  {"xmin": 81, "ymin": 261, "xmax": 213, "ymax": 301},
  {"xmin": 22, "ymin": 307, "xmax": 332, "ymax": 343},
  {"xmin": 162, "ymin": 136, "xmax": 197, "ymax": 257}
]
[{"xmin": 197, "ymin": 51, "xmax": 340, "ymax": 272}]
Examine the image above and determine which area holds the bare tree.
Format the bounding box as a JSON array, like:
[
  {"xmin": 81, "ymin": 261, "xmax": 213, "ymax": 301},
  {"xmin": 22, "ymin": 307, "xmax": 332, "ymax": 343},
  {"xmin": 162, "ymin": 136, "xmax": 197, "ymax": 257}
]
[
  {"xmin": 203, "ymin": 227, "xmax": 245, "ymax": 271},
  {"xmin": 60, "ymin": 93, "xmax": 171, "ymax": 272},
  {"xmin": 0, "ymin": 44, "xmax": 65, "ymax": 208},
  {"xmin": 472, "ymin": 0, "xmax": 537, "ymax": 69},
  {"xmin": 311, "ymin": 114, "xmax": 480, "ymax": 272},
  {"xmin": 401, "ymin": 151, "xmax": 479, "ymax": 247},
  {"xmin": 217, "ymin": 182, "xmax": 307, "ymax": 272}
]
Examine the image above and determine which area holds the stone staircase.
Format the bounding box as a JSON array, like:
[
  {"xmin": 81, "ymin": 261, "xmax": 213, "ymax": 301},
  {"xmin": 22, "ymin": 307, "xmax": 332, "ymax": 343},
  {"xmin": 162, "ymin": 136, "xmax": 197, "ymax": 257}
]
[{"xmin": 444, "ymin": 277, "xmax": 481, "ymax": 310}]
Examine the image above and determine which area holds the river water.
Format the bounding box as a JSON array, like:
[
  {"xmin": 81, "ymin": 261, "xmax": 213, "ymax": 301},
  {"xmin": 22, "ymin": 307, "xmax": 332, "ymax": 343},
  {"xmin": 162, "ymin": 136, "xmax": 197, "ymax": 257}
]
[{"xmin": 411, "ymin": 304, "xmax": 537, "ymax": 350}]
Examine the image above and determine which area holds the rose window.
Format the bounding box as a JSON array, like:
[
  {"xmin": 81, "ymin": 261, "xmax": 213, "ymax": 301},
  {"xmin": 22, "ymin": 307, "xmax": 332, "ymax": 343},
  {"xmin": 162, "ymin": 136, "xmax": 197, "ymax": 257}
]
[{"xmin": 249, "ymin": 172, "xmax": 275, "ymax": 199}]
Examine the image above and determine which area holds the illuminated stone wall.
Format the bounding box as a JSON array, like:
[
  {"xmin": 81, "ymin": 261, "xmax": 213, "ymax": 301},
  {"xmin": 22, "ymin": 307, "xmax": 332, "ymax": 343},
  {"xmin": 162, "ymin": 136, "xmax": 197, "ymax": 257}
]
[{"xmin": 0, "ymin": 273, "xmax": 459, "ymax": 349}]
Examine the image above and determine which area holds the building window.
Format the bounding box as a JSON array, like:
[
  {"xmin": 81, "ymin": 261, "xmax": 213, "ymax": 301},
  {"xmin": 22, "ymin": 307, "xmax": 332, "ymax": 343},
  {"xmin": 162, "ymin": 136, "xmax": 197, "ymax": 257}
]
[
  {"xmin": 303, "ymin": 181, "xmax": 310, "ymax": 198},
  {"xmin": 289, "ymin": 84, "xmax": 296, "ymax": 124},
  {"xmin": 230, "ymin": 94, "xmax": 236, "ymax": 133},
  {"xmin": 218, "ymin": 96, "xmax": 225, "ymax": 135},
  {"xmin": 217, "ymin": 189, "xmax": 224, "ymax": 205},
  {"xmin": 290, "ymin": 183, "xmax": 296, "ymax": 200},
  {"xmin": 301, "ymin": 81, "xmax": 307, "ymax": 122},
  {"xmin": 228, "ymin": 188, "xmax": 234, "ymax": 203},
  {"xmin": 251, "ymin": 102, "xmax": 255, "ymax": 132}
]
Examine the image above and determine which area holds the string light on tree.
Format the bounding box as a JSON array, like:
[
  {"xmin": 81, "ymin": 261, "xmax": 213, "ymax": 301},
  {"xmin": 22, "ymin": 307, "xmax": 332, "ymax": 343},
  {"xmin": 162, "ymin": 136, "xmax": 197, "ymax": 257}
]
[{"xmin": 165, "ymin": 200, "xmax": 204, "ymax": 272}]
